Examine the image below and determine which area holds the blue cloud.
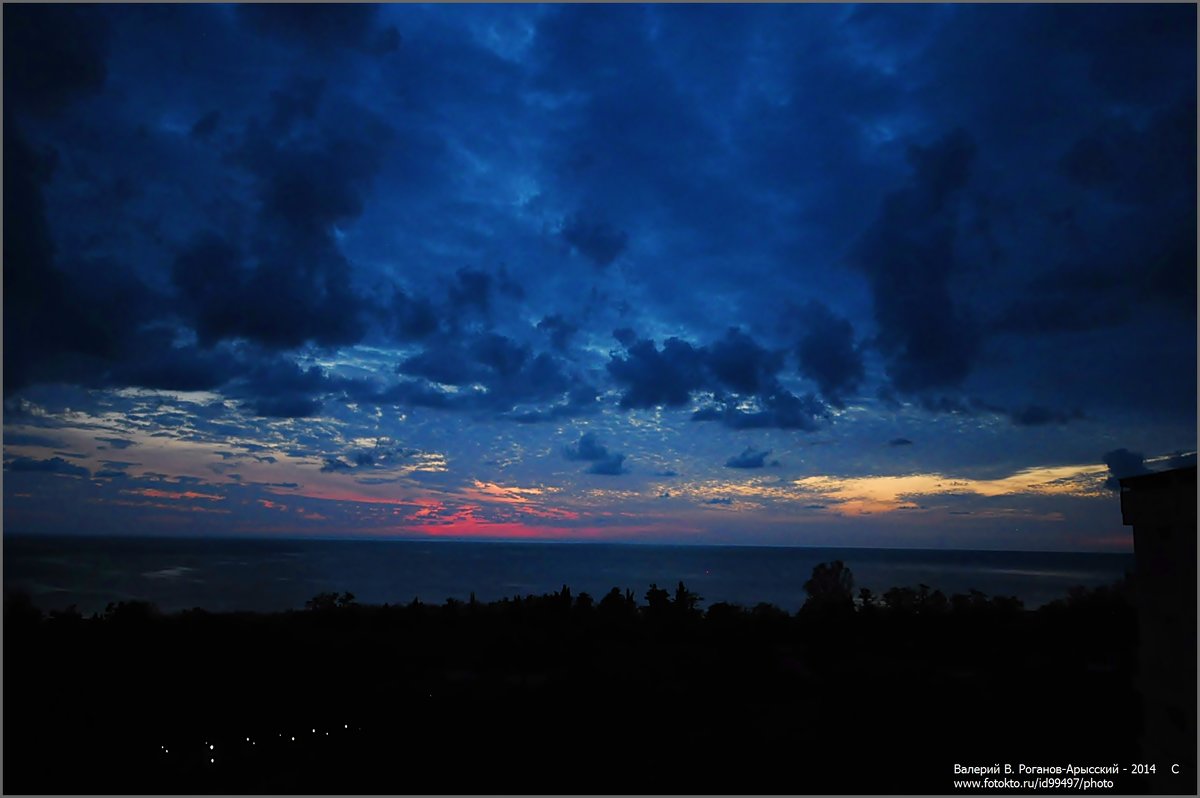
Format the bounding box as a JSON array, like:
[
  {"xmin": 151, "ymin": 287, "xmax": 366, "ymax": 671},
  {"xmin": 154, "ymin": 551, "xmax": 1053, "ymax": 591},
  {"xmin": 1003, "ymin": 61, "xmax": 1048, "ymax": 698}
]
[
  {"xmin": 96, "ymin": 437, "xmax": 137, "ymax": 449},
  {"xmin": 563, "ymin": 432, "xmax": 610, "ymax": 462},
  {"xmin": 5, "ymin": 456, "xmax": 90, "ymax": 478},
  {"xmin": 587, "ymin": 453, "xmax": 627, "ymax": 476},
  {"xmin": 725, "ymin": 448, "xmax": 771, "ymax": 470}
]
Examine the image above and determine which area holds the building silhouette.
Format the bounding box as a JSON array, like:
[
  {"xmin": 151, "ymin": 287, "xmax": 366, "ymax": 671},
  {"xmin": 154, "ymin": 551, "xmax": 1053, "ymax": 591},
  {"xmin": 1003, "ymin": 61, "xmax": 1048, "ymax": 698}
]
[{"xmin": 1119, "ymin": 465, "xmax": 1196, "ymax": 776}]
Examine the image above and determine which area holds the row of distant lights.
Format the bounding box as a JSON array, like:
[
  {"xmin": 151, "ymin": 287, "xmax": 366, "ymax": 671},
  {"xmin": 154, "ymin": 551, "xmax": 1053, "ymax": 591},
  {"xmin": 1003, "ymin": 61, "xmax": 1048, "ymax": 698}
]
[
  {"xmin": 160, "ymin": 724, "xmax": 356, "ymax": 765},
  {"xmin": 162, "ymin": 693, "xmax": 439, "ymax": 763}
]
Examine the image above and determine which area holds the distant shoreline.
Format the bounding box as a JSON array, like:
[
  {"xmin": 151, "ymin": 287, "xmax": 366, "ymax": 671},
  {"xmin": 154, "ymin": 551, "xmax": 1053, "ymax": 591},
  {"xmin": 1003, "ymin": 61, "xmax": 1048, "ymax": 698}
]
[{"xmin": 1, "ymin": 529, "xmax": 1136, "ymax": 556}]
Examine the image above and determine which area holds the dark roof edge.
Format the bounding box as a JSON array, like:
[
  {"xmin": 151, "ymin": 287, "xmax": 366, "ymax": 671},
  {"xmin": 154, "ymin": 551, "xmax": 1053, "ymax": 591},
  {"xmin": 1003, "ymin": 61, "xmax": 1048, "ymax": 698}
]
[{"xmin": 1119, "ymin": 464, "xmax": 1198, "ymax": 489}]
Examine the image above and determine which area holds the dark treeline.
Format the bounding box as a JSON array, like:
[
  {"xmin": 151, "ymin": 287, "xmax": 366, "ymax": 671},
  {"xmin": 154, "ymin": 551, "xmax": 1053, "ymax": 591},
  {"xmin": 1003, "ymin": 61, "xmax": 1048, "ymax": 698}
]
[{"xmin": 5, "ymin": 562, "xmax": 1145, "ymax": 794}]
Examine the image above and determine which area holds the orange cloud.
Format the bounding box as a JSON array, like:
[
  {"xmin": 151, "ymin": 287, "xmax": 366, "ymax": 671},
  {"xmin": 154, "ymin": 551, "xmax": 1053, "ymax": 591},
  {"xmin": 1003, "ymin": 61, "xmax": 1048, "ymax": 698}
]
[
  {"xmin": 124, "ymin": 487, "xmax": 225, "ymax": 502},
  {"xmin": 461, "ymin": 480, "xmax": 550, "ymax": 504},
  {"xmin": 793, "ymin": 463, "xmax": 1110, "ymax": 516},
  {"xmin": 105, "ymin": 499, "xmax": 231, "ymax": 514}
]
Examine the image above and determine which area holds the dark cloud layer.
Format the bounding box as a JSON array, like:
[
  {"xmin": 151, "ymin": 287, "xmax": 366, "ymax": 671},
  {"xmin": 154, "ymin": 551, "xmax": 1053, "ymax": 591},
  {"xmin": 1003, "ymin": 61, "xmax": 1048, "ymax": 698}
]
[
  {"xmin": 5, "ymin": 5, "xmax": 1193, "ymax": 431},
  {"xmin": 225, "ymin": 358, "xmax": 343, "ymax": 419},
  {"xmin": 3, "ymin": 5, "xmax": 109, "ymax": 118},
  {"xmin": 5, "ymin": 432, "xmax": 67, "ymax": 448},
  {"xmin": 608, "ymin": 329, "xmax": 828, "ymax": 431},
  {"xmin": 174, "ymin": 102, "xmax": 389, "ymax": 351},
  {"xmin": 853, "ymin": 130, "xmax": 980, "ymax": 395},
  {"xmin": 608, "ymin": 336, "xmax": 707, "ymax": 410},
  {"xmin": 793, "ymin": 301, "xmax": 864, "ymax": 407},
  {"xmin": 3, "ymin": 59, "xmax": 158, "ymax": 396},
  {"xmin": 536, "ymin": 315, "xmax": 579, "ymax": 353},
  {"xmin": 239, "ymin": 4, "xmax": 400, "ymax": 55},
  {"xmin": 561, "ymin": 213, "xmax": 629, "ymax": 268},
  {"xmin": 1, "ymin": 3, "xmax": 1193, "ymax": 539},
  {"xmin": 706, "ymin": 329, "xmax": 785, "ymax": 397},
  {"xmin": 393, "ymin": 330, "xmax": 581, "ymax": 419}
]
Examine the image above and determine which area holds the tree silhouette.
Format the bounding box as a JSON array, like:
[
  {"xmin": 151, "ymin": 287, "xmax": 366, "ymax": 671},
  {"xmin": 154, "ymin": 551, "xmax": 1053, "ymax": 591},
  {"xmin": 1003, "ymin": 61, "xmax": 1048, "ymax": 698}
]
[
  {"xmin": 667, "ymin": 578, "xmax": 700, "ymax": 614},
  {"xmin": 598, "ymin": 587, "xmax": 637, "ymax": 621},
  {"xmin": 883, "ymin": 586, "xmax": 916, "ymax": 613},
  {"xmin": 802, "ymin": 561, "xmax": 855, "ymax": 615},
  {"xmin": 103, "ymin": 599, "xmax": 159, "ymax": 623},
  {"xmin": 307, "ymin": 591, "xmax": 359, "ymax": 611},
  {"xmin": 4, "ymin": 589, "xmax": 42, "ymax": 628},
  {"xmin": 950, "ymin": 589, "xmax": 990, "ymax": 614},
  {"xmin": 48, "ymin": 604, "xmax": 83, "ymax": 625},
  {"xmin": 882, "ymin": 585, "xmax": 960, "ymax": 614},
  {"xmin": 306, "ymin": 592, "xmax": 340, "ymax": 611},
  {"xmin": 643, "ymin": 583, "xmax": 671, "ymax": 617},
  {"xmin": 857, "ymin": 587, "xmax": 879, "ymax": 614}
]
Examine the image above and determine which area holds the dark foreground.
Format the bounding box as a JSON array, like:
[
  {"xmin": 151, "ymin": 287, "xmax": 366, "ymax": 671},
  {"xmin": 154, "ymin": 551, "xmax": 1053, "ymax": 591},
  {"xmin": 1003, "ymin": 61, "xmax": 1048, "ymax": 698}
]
[{"xmin": 3, "ymin": 576, "xmax": 1192, "ymax": 794}]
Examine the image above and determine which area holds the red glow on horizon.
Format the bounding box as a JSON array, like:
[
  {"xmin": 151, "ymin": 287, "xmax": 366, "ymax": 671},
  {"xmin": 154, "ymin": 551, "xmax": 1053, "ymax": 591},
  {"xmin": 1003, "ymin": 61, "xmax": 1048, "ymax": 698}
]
[
  {"xmin": 1082, "ymin": 534, "xmax": 1134, "ymax": 552},
  {"xmin": 517, "ymin": 504, "xmax": 581, "ymax": 521},
  {"xmin": 418, "ymin": 520, "xmax": 576, "ymax": 539}
]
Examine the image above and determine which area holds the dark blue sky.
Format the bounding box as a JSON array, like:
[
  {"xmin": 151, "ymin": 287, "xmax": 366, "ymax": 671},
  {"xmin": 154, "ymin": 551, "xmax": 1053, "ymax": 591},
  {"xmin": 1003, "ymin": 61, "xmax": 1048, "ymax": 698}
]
[{"xmin": 4, "ymin": 4, "xmax": 1195, "ymax": 550}]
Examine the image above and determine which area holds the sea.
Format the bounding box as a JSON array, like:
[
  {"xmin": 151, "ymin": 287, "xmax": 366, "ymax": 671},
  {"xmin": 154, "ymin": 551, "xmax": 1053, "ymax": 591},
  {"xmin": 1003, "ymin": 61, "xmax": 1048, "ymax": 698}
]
[
  {"xmin": 2, "ymin": 534, "xmax": 1135, "ymax": 616},
  {"xmin": 2, "ymin": 535, "xmax": 1132, "ymax": 614}
]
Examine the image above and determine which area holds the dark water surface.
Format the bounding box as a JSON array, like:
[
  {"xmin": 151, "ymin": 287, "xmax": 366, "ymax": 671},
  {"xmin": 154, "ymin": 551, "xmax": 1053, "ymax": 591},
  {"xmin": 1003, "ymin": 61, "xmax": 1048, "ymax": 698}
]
[{"xmin": 3, "ymin": 534, "xmax": 1134, "ymax": 615}]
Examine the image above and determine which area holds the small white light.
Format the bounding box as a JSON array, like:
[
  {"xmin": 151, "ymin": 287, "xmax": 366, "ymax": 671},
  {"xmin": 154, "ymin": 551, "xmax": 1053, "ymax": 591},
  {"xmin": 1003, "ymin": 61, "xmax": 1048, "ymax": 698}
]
[
  {"xmin": 291, "ymin": 736, "xmax": 295, "ymax": 741},
  {"xmin": 210, "ymin": 758, "xmax": 214, "ymax": 764},
  {"xmin": 209, "ymin": 744, "xmax": 214, "ymax": 750},
  {"xmin": 246, "ymin": 737, "xmax": 250, "ymax": 742},
  {"xmin": 344, "ymin": 724, "xmax": 348, "ymax": 729},
  {"xmin": 312, "ymin": 729, "xmax": 315, "ymax": 733},
  {"xmin": 325, "ymin": 732, "xmax": 329, "ymax": 736}
]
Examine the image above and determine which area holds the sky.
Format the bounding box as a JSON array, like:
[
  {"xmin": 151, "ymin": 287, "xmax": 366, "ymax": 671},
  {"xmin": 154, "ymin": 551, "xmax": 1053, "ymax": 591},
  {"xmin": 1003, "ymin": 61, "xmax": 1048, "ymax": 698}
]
[{"xmin": 3, "ymin": 3, "xmax": 1196, "ymax": 551}]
